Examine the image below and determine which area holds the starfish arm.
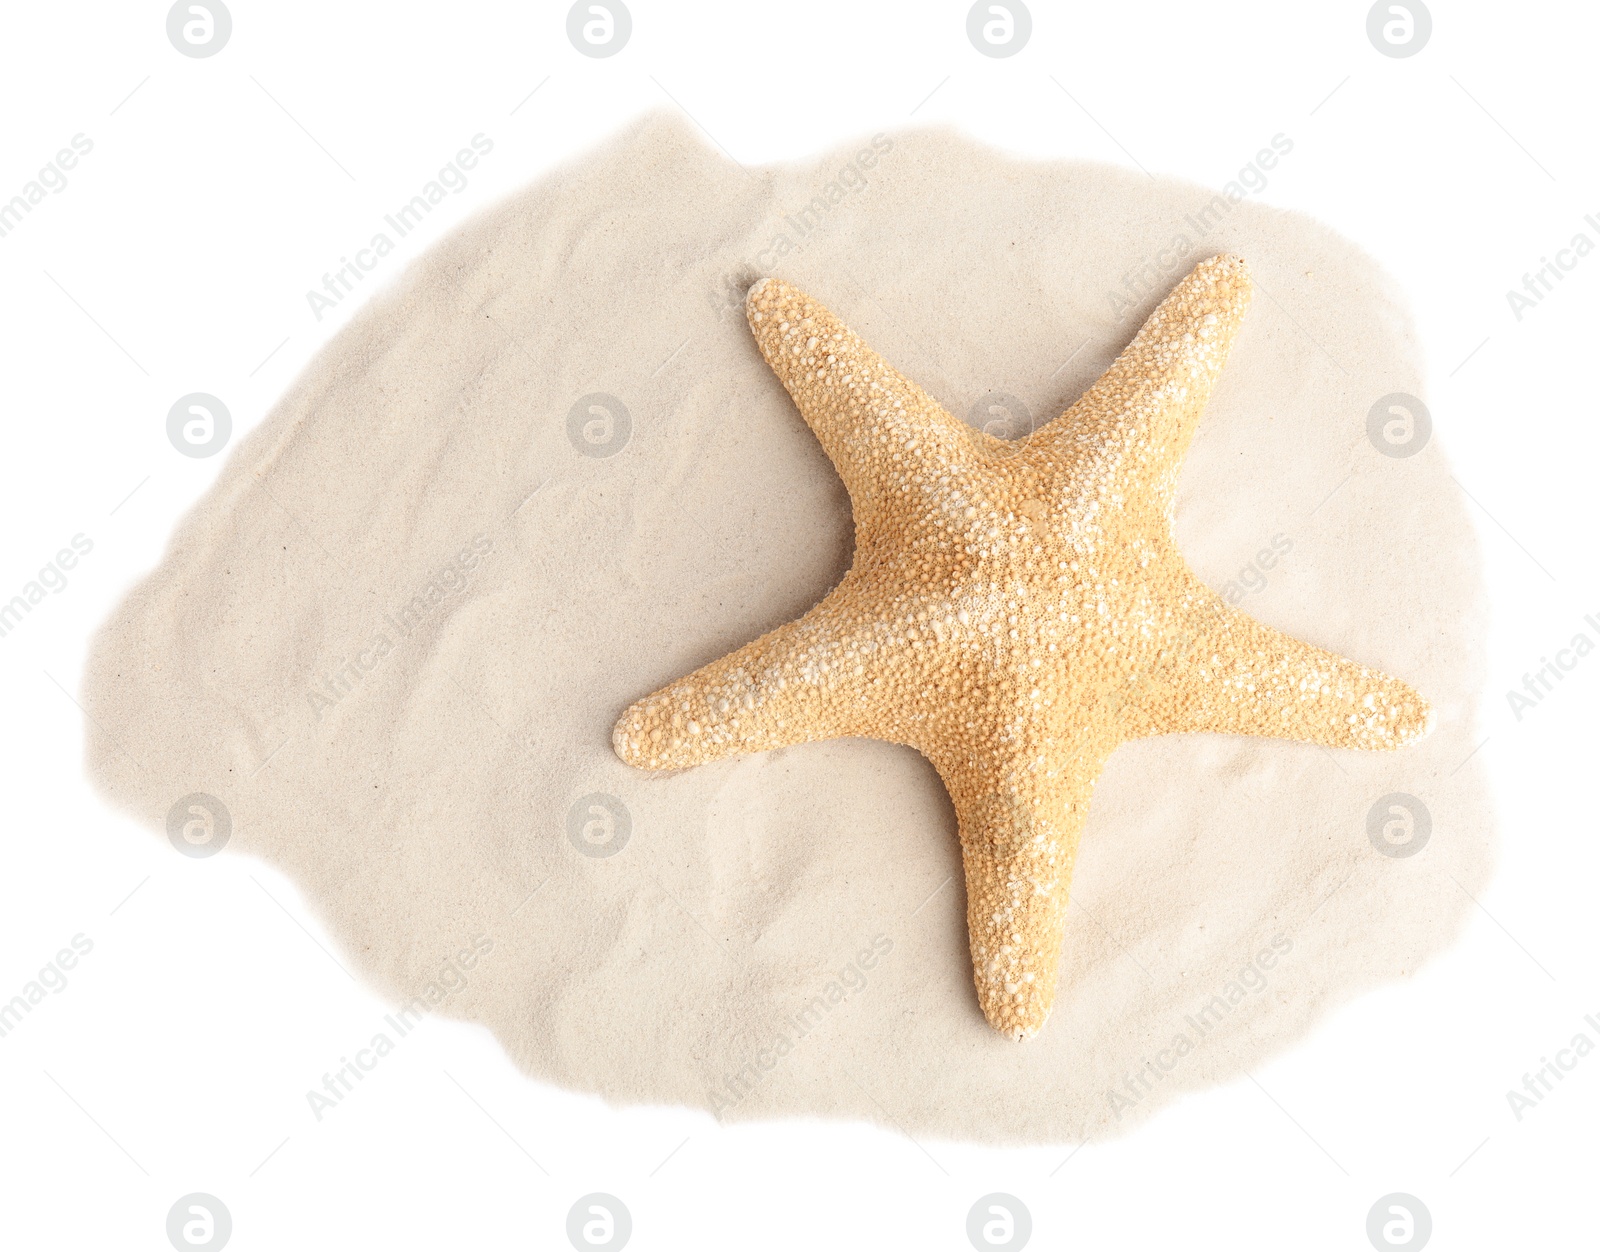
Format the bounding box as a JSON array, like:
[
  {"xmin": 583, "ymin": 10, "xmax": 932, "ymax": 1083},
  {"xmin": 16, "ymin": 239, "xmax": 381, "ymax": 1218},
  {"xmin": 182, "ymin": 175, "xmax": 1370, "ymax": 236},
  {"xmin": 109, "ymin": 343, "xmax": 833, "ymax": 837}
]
[
  {"xmin": 745, "ymin": 278, "xmax": 978, "ymax": 517},
  {"xmin": 931, "ymin": 738, "xmax": 1111, "ymax": 1041},
  {"xmin": 612, "ymin": 594, "xmax": 886, "ymax": 769},
  {"xmin": 1122, "ymin": 579, "xmax": 1434, "ymax": 750},
  {"xmin": 1033, "ymin": 253, "xmax": 1252, "ymax": 505}
]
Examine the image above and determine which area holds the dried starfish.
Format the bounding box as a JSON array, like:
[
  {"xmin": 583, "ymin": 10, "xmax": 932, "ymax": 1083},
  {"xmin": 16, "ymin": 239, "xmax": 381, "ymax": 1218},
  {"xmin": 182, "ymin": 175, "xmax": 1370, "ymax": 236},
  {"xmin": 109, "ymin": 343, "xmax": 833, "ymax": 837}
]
[{"xmin": 613, "ymin": 254, "xmax": 1432, "ymax": 1040}]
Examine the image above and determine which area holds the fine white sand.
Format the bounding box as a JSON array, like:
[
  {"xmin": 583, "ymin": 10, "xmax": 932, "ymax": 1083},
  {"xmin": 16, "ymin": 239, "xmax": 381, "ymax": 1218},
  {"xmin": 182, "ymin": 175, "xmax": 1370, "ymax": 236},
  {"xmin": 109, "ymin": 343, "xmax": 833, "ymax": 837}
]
[{"xmin": 82, "ymin": 113, "xmax": 1493, "ymax": 1143}]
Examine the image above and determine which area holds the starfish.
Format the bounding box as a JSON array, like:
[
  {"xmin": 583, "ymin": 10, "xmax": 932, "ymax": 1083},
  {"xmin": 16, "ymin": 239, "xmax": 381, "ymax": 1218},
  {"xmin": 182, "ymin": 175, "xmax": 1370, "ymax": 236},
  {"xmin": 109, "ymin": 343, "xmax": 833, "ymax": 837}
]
[{"xmin": 612, "ymin": 254, "xmax": 1432, "ymax": 1040}]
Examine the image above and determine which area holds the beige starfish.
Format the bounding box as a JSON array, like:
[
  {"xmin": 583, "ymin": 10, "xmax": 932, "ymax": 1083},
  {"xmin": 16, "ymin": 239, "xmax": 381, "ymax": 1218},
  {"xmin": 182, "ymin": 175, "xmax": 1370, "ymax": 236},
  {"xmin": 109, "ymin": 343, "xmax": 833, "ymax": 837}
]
[{"xmin": 613, "ymin": 254, "xmax": 1432, "ymax": 1040}]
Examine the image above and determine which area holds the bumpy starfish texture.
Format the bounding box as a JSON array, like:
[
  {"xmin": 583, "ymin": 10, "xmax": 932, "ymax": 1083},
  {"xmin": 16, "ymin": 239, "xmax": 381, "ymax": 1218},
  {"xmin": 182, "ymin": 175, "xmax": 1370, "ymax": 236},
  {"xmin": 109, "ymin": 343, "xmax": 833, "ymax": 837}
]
[{"xmin": 613, "ymin": 254, "xmax": 1432, "ymax": 1041}]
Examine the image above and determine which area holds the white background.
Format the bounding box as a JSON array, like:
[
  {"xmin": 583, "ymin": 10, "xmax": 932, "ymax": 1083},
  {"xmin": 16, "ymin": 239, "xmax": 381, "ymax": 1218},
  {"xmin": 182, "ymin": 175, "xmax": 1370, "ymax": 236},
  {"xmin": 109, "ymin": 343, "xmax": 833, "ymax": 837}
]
[{"xmin": 1, "ymin": 1, "xmax": 1596, "ymax": 1248}]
